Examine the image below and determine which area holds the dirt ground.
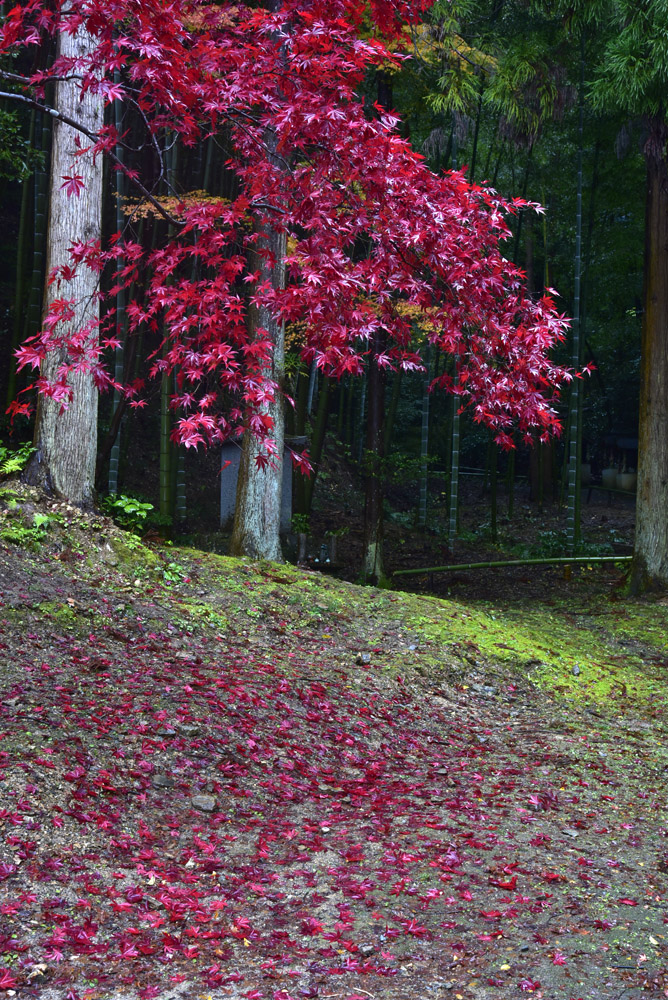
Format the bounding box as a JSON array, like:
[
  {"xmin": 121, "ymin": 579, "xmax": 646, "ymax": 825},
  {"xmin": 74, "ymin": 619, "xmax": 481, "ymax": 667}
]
[
  {"xmin": 308, "ymin": 455, "xmax": 637, "ymax": 600},
  {"xmin": 1, "ymin": 482, "xmax": 667, "ymax": 1000}
]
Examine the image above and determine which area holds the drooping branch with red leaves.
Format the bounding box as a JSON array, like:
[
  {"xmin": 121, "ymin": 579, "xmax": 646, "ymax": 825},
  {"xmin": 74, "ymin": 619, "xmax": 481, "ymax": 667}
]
[{"xmin": 1, "ymin": 0, "xmax": 571, "ymax": 452}]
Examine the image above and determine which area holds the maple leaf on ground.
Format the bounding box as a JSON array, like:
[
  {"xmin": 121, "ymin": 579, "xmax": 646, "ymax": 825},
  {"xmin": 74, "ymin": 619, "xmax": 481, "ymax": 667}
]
[
  {"xmin": 300, "ymin": 917, "xmax": 324, "ymax": 935},
  {"xmin": 0, "ymin": 969, "xmax": 17, "ymax": 991}
]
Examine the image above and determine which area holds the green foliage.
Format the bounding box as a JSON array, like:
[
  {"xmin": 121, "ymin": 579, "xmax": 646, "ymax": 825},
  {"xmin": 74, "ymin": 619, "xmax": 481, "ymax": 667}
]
[
  {"xmin": 101, "ymin": 494, "xmax": 154, "ymax": 534},
  {"xmin": 588, "ymin": 1, "xmax": 668, "ymax": 118},
  {"xmin": 0, "ymin": 109, "xmax": 40, "ymax": 181},
  {"xmin": 511, "ymin": 527, "xmax": 623, "ymax": 559},
  {"xmin": 483, "ymin": 36, "xmax": 568, "ymax": 141},
  {"xmin": 163, "ymin": 561, "xmax": 187, "ymax": 585},
  {"xmin": 291, "ymin": 513, "xmax": 311, "ymax": 534},
  {"xmin": 0, "ymin": 443, "xmax": 35, "ymax": 477},
  {"xmin": 0, "ymin": 507, "xmax": 60, "ymax": 549}
]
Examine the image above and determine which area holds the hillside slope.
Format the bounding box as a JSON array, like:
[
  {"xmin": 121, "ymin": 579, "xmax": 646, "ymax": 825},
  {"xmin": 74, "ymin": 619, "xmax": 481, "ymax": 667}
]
[{"xmin": 1, "ymin": 483, "xmax": 668, "ymax": 1000}]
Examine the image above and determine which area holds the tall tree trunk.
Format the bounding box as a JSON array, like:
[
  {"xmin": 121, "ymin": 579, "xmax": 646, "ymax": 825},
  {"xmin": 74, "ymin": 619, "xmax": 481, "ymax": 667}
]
[
  {"xmin": 292, "ymin": 367, "xmax": 309, "ymax": 515},
  {"xmin": 230, "ymin": 216, "xmax": 287, "ymax": 561},
  {"xmin": 418, "ymin": 352, "xmax": 430, "ymax": 528},
  {"xmin": 382, "ymin": 369, "xmax": 402, "ymax": 455},
  {"xmin": 303, "ymin": 375, "xmax": 332, "ymax": 514},
  {"xmin": 24, "ymin": 21, "xmax": 103, "ymax": 505},
  {"xmin": 5, "ymin": 112, "xmax": 35, "ymax": 409},
  {"xmin": 230, "ymin": 0, "xmax": 286, "ymax": 560},
  {"xmin": 360, "ymin": 68, "xmax": 393, "ymax": 582},
  {"xmin": 448, "ymin": 132, "xmax": 460, "ymax": 551},
  {"xmin": 24, "ymin": 113, "xmax": 51, "ymax": 347},
  {"xmin": 108, "ymin": 69, "xmax": 126, "ymax": 495},
  {"xmin": 361, "ymin": 331, "xmax": 387, "ymax": 584},
  {"xmin": 566, "ymin": 33, "xmax": 585, "ymax": 555},
  {"xmin": 630, "ymin": 119, "xmax": 668, "ymax": 592}
]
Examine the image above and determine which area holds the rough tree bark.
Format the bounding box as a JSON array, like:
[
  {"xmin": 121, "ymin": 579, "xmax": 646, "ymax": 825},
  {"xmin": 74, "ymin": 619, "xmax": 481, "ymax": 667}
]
[
  {"xmin": 630, "ymin": 118, "xmax": 668, "ymax": 592},
  {"xmin": 24, "ymin": 19, "xmax": 103, "ymax": 506},
  {"xmin": 229, "ymin": 217, "xmax": 287, "ymax": 561},
  {"xmin": 360, "ymin": 68, "xmax": 393, "ymax": 584},
  {"xmin": 361, "ymin": 329, "xmax": 387, "ymax": 585}
]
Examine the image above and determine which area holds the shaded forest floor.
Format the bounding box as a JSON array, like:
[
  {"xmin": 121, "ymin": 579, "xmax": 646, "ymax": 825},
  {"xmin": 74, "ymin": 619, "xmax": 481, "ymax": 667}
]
[{"xmin": 1, "ymin": 482, "xmax": 667, "ymax": 1000}]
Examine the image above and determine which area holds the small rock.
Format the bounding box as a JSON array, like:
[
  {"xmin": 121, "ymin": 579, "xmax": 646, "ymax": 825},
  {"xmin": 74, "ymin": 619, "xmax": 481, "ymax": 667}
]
[
  {"xmin": 191, "ymin": 794, "xmax": 217, "ymax": 813},
  {"xmin": 358, "ymin": 943, "xmax": 375, "ymax": 958},
  {"xmin": 178, "ymin": 723, "xmax": 200, "ymax": 737},
  {"xmin": 152, "ymin": 774, "xmax": 174, "ymax": 789},
  {"xmin": 100, "ymin": 545, "xmax": 119, "ymax": 567},
  {"xmin": 562, "ymin": 828, "xmax": 579, "ymax": 839},
  {"xmin": 572, "ymin": 664, "xmax": 581, "ymax": 676},
  {"xmin": 355, "ymin": 652, "xmax": 371, "ymax": 665},
  {"xmin": 157, "ymin": 727, "xmax": 176, "ymax": 737}
]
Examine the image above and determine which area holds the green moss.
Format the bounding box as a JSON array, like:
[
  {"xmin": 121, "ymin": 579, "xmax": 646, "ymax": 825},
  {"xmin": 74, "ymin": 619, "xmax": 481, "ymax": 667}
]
[
  {"xmin": 174, "ymin": 600, "xmax": 230, "ymax": 632},
  {"xmin": 36, "ymin": 601, "xmax": 78, "ymax": 625},
  {"xmin": 111, "ymin": 534, "xmax": 160, "ymax": 569},
  {"xmin": 73, "ymin": 540, "xmax": 667, "ymax": 718},
  {"xmin": 377, "ymin": 586, "xmax": 668, "ymax": 710}
]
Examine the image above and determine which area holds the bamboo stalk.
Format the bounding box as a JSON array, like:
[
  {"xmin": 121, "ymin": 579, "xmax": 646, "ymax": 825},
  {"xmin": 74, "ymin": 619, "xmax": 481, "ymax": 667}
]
[
  {"xmin": 383, "ymin": 369, "xmax": 403, "ymax": 454},
  {"xmin": 566, "ymin": 33, "xmax": 586, "ymax": 555},
  {"xmin": 24, "ymin": 112, "xmax": 50, "ymax": 343},
  {"xmin": 303, "ymin": 375, "xmax": 331, "ymax": 513},
  {"xmin": 469, "ymin": 81, "xmax": 484, "ymax": 184},
  {"xmin": 6, "ymin": 110, "xmax": 35, "ymax": 408},
  {"xmin": 448, "ymin": 133, "xmax": 460, "ymax": 550},
  {"xmin": 506, "ymin": 446, "xmax": 515, "ymax": 518},
  {"xmin": 490, "ymin": 434, "xmax": 497, "ymax": 542},
  {"xmin": 356, "ymin": 374, "xmax": 366, "ymax": 465},
  {"xmin": 418, "ymin": 351, "xmax": 430, "ymax": 527},
  {"xmin": 108, "ymin": 71, "xmax": 126, "ymax": 495},
  {"xmin": 393, "ymin": 555, "xmax": 632, "ymax": 579},
  {"xmin": 159, "ymin": 132, "xmax": 178, "ymax": 520}
]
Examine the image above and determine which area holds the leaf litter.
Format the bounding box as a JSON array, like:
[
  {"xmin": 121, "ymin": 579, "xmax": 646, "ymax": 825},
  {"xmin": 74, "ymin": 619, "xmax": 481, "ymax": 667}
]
[{"xmin": 1, "ymin": 488, "xmax": 668, "ymax": 1000}]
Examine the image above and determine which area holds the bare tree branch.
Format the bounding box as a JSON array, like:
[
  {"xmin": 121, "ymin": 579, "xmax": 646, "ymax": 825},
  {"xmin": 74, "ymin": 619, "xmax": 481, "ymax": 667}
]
[{"xmin": 0, "ymin": 88, "xmax": 182, "ymax": 227}]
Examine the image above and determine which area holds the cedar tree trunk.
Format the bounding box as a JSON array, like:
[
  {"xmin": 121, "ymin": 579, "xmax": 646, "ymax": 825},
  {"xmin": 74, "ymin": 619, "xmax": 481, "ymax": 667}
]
[
  {"xmin": 361, "ymin": 70, "xmax": 392, "ymax": 584},
  {"xmin": 230, "ymin": 221, "xmax": 287, "ymax": 561},
  {"xmin": 24, "ymin": 21, "xmax": 103, "ymax": 506},
  {"xmin": 230, "ymin": 0, "xmax": 287, "ymax": 560},
  {"xmin": 631, "ymin": 119, "xmax": 668, "ymax": 592},
  {"xmin": 361, "ymin": 332, "xmax": 387, "ymax": 585}
]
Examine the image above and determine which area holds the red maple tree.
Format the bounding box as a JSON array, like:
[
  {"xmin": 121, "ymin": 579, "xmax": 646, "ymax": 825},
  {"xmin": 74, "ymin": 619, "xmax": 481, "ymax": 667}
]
[{"xmin": 2, "ymin": 0, "xmax": 571, "ymax": 453}]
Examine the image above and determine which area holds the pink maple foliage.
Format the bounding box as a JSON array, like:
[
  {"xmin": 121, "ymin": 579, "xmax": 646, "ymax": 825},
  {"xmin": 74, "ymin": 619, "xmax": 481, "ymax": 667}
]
[{"xmin": 2, "ymin": 0, "xmax": 571, "ymax": 448}]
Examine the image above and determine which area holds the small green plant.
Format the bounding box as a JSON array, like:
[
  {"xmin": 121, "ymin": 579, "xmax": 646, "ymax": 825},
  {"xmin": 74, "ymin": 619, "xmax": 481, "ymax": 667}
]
[
  {"xmin": 147, "ymin": 509, "xmax": 173, "ymax": 533},
  {"xmin": 0, "ymin": 510, "xmax": 60, "ymax": 549},
  {"xmin": 0, "ymin": 442, "xmax": 35, "ymax": 477},
  {"xmin": 291, "ymin": 513, "xmax": 310, "ymax": 534},
  {"xmin": 163, "ymin": 561, "xmax": 187, "ymax": 584},
  {"xmin": 101, "ymin": 494, "xmax": 154, "ymax": 534}
]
